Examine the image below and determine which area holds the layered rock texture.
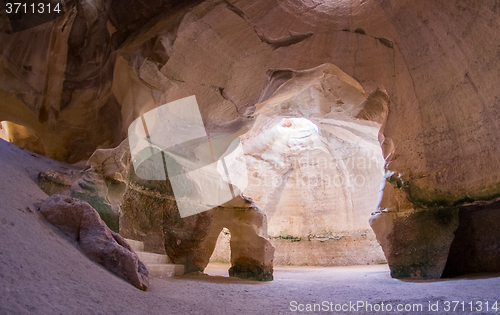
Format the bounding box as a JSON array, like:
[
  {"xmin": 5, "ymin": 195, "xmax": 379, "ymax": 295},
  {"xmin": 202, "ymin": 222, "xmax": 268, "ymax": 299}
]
[
  {"xmin": 37, "ymin": 168, "xmax": 122, "ymax": 232},
  {"xmin": 1, "ymin": 0, "xmax": 500, "ymax": 278},
  {"xmin": 37, "ymin": 139, "xmax": 131, "ymax": 231},
  {"xmin": 370, "ymin": 207, "xmax": 459, "ymax": 279},
  {"xmin": 38, "ymin": 194, "xmax": 149, "ymax": 290}
]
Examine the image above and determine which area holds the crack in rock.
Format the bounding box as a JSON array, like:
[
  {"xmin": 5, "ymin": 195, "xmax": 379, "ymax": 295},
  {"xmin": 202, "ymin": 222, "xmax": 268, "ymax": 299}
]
[
  {"xmin": 344, "ymin": 28, "xmax": 394, "ymax": 49},
  {"xmin": 224, "ymin": 0, "xmax": 313, "ymax": 49}
]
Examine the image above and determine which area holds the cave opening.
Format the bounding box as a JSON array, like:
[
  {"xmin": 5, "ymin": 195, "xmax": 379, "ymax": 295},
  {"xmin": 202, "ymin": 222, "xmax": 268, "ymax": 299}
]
[
  {"xmin": 206, "ymin": 228, "xmax": 232, "ymax": 276},
  {"xmin": 202, "ymin": 106, "xmax": 388, "ymax": 276},
  {"xmin": 0, "ymin": 120, "xmax": 46, "ymax": 156}
]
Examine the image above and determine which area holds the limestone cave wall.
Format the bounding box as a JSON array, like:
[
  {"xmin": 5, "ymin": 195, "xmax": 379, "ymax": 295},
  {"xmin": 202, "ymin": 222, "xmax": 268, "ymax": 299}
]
[{"xmin": 1, "ymin": 0, "xmax": 499, "ymax": 277}]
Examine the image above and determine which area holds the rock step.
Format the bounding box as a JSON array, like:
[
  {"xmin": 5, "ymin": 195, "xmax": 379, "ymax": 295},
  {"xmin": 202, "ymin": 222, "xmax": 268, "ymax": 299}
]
[
  {"xmin": 136, "ymin": 251, "xmax": 172, "ymax": 264},
  {"xmin": 148, "ymin": 264, "xmax": 185, "ymax": 278},
  {"xmin": 124, "ymin": 238, "xmax": 184, "ymax": 278},
  {"xmin": 124, "ymin": 238, "xmax": 144, "ymax": 252}
]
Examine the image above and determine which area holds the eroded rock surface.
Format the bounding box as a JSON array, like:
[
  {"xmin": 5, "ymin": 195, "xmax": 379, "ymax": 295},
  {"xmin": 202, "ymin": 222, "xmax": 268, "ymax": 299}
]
[
  {"xmin": 0, "ymin": 0, "xmax": 124, "ymax": 162},
  {"xmin": 370, "ymin": 207, "xmax": 459, "ymax": 279},
  {"xmin": 37, "ymin": 170, "xmax": 120, "ymax": 232},
  {"xmin": 121, "ymin": 164, "xmax": 275, "ymax": 281},
  {"xmin": 239, "ymin": 63, "xmax": 387, "ymax": 265},
  {"xmin": 3, "ymin": 0, "xmax": 500, "ymax": 207},
  {"xmin": 38, "ymin": 194, "xmax": 149, "ymax": 290},
  {"xmin": 37, "ymin": 140, "xmax": 132, "ymax": 231}
]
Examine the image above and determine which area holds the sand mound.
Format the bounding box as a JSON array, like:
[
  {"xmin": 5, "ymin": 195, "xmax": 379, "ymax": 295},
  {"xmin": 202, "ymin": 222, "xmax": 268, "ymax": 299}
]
[{"xmin": 0, "ymin": 139, "xmax": 184, "ymax": 314}]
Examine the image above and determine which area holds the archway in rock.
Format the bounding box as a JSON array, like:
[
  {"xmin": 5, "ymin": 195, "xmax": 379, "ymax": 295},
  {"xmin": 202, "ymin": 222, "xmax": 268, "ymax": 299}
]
[
  {"xmin": 204, "ymin": 63, "xmax": 390, "ymax": 268},
  {"xmin": 209, "ymin": 228, "xmax": 231, "ymax": 264}
]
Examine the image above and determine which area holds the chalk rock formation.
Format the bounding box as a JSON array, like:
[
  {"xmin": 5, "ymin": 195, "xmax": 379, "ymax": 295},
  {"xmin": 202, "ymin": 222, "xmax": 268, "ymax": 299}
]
[
  {"xmin": 237, "ymin": 63, "xmax": 387, "ymax": 264},
  {"xmin": 70, "ymin": 172, "xmax": 121, "ymax": 232},
  {"xmin": 37, "ymin": 140, "xmax": 132, "ymax": 231},
  {"xmin": 37, "ymin": 170, "xmax": 120, "ymax": 232},
  {"xmin": 38, "ymin": 194, "xmax": 149, "ymax": 290},
  {"xmin": 372, "ymin": 180, "xmax": 500, "ymax": 279},
  {"xmin": 86, "ymin": 139, "xmax": 131, "ymax": 184},
  {"xmin": 37, "ymin": 168, "xmax": 83, "ymax": 197},
  {"xmin": 167, "ymin": 196, "xmax": 274, "ymax": 281},
  {"xmin": 0, "ymin": 121, "xmax": 45, "ymax": 155},
  {"xmin": 369, "ymin": 175, "xmax": 461, "ymax": 280},
  {"xmin": 1, "ymin": 0, "xmax": 499, "ymax": 203},
  {"xmin": 121, "ymin": 165, "xmax": 275, "ymax": 281},
  {"xmin": 0, "ymin": 0, "xmax": 124, "ymax": 163},
  {"xmin": 370, "ymin": 206, "xmax": 459, "ymax": 279}
]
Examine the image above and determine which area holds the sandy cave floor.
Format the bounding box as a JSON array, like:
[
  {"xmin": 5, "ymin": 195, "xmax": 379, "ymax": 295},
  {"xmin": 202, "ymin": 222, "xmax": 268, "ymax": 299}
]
[
  {"xmin": 1, "ymin": 138, "xmax": 500, "ymax": 315},
  {"xmin": 161, "ymin": 263, "xmax": 500, "ymax": 315}
]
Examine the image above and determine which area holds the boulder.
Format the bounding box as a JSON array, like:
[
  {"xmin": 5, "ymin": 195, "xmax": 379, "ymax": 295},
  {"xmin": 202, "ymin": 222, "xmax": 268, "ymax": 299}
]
[
  {"xmin": 37, "ymin": 140, "xmax": 132, "ymax": 232},
  {"xmin": 38, "ymin": 193, "xmax": 85, "ymax": 241},
  {"xmin": 70, "ymin": 172, "xmax": 120, "ymax": 232},
  {"xmin": 38, "ymin": 194, "xmax": 149, "ymax": 290},
  {"xmin": 78, "ymin": 203, "xmax": 149, "ymax": 291}
]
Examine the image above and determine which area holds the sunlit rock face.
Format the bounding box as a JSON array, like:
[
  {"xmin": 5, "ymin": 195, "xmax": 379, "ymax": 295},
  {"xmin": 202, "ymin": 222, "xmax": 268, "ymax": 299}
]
[
  {"xmin": 233, "ymin": 64, "xmax": 387, "ymax": 264},
  {"xmin": 110, "ymin": 0, "xmax": 500, "ymax": 207},
  {"xmin": 0, "ymin": 121, "xmax": 45, "ymax": 155}
]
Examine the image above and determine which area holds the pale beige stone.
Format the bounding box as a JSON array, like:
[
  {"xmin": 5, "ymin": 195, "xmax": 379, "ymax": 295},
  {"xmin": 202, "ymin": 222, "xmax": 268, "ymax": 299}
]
[{"xmin": 240, "ymin": 64, "xmax": 387, "ymax": 240}]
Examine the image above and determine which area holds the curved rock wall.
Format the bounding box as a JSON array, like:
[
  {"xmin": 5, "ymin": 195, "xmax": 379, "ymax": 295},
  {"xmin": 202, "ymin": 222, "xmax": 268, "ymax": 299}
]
[
  {"xmin": 1, "ymin": 0, "xmax": 500, "ymax": 272},
  {"xmin": 3, "ymin": 0, "xmax": 498, "ymax": 202}
]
